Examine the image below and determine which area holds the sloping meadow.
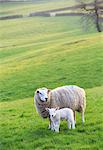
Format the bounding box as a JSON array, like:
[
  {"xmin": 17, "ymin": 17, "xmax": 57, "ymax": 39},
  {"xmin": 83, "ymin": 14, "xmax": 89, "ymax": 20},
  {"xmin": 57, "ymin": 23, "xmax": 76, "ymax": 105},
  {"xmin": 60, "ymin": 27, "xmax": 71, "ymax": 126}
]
[{"xmin": 0, "ymin": 15, "xmax": 103, "ymax": 149}]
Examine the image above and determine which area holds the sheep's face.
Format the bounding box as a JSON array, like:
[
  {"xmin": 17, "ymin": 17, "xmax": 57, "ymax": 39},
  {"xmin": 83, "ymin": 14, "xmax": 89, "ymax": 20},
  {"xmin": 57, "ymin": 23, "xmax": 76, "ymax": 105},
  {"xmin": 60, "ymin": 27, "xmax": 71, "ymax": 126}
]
[{"xmin": 36, "ymin": 88, "xmax": 50, "ymax": 102}]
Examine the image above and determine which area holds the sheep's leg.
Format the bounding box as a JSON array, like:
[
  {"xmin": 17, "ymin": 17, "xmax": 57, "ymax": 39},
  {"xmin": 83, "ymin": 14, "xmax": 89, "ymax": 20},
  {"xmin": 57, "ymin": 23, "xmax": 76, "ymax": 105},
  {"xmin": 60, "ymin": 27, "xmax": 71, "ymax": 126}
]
[
  {"xmin": 68, "ymin": 120, "xmax": 71, "ymax": 129},
  {"xmin": 81, "ymin": 111, "xmax": 85, "ymax": 125},
  {"xmin": 73, "ymin": 111, "xmax": 76, "ymax": 124}
]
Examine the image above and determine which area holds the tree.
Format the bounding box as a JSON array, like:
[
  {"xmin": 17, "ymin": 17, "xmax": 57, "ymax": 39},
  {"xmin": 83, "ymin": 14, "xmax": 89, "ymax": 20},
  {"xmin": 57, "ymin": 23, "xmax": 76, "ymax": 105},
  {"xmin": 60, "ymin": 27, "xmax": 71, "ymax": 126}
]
[{"xmin": 76, "ymin": 0, "xmax": 103, "ymax": 32}]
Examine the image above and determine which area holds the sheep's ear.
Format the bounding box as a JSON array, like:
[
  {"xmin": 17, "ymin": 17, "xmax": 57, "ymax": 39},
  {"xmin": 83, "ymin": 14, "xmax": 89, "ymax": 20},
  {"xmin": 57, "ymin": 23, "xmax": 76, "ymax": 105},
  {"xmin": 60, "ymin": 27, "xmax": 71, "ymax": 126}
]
[
  {"xmin": 37, "ymin": 90, "xmax": 39, "ymax": 93},
  {"xmin": 48, "ymin": 89, "xmax": 51, "ymax": 93}
]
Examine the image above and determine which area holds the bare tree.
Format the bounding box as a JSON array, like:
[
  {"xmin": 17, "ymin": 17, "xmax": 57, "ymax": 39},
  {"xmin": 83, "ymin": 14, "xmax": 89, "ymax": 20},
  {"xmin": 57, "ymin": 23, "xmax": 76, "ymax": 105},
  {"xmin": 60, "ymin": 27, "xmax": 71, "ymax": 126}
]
[{"xmin": 76, "ymin": 0, "xmax": 103, "ymax": 32}]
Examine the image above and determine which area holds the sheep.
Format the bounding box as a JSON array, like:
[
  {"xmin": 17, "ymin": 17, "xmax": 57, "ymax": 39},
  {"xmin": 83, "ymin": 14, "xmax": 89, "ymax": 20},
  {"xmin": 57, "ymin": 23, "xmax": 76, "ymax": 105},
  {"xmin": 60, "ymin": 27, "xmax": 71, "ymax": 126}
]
[
  {"xmin": 34, "ymin": 85, "xmax": 86, "ymax": 129},
  {"xmin": 46, "ymin": 107, "xmax": 75, "ymax": 132}
]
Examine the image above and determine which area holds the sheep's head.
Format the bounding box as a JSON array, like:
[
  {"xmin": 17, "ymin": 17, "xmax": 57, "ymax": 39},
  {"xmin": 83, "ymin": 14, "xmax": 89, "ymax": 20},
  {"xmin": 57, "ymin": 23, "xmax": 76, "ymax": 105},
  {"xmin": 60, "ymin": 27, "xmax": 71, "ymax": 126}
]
[
  {"xmin": 46, "ymin": 108, "xmax": 59, "ymax": 119},
  {"xmin": 36, "ymin": 88, "xmax": 51, "ymax": 102}
]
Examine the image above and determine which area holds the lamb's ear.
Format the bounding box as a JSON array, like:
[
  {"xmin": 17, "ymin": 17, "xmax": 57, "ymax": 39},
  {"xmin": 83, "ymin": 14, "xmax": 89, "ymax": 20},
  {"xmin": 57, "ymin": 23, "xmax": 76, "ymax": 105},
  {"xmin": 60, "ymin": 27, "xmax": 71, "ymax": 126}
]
[
  {"xmin": 55, "ymin": 107, "xmax": 59, "ymax": 110},
  {"xmin": 45, "ymin": 108, "xmax": 49, "ymax": 112}
]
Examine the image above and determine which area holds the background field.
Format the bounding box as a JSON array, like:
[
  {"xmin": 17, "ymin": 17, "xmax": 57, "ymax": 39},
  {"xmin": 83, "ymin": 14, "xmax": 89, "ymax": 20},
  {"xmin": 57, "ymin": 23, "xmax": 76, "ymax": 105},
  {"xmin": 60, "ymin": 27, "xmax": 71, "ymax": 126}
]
[
  {"xmin": 0, "ymin": 0, "xmax": 103, "ymax": 150},
  {"xmin": 0, "ymin": 0, "xmax": 77, "ymax": 17}
]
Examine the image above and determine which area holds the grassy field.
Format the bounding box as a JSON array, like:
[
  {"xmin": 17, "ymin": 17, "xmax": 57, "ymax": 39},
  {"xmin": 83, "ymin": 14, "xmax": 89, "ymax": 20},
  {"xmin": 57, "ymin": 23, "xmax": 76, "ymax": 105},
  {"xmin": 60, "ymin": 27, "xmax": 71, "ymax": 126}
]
[
  {"xmin": 0, "ymin": 86, "xmax": 103, "ymax": 150},
  {"xmin": 0, "ymin": 1, "xmax": 103, "ymax": 149},
  {"xmin": 0, "ymin": 0, "xmax": 77, "ymax": 17}
]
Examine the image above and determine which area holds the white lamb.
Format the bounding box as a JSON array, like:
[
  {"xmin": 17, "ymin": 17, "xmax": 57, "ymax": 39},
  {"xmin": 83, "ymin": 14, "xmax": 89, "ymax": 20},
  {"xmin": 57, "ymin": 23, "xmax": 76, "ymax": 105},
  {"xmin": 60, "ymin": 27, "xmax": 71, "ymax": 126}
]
[{"xmin": 46, "ymin": 108, "xmax": 75, "ymax": 133}]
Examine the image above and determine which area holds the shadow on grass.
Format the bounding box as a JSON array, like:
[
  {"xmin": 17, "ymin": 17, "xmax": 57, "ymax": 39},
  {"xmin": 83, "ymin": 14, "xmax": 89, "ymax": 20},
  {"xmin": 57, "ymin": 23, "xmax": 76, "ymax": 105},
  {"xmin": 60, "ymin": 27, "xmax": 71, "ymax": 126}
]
[{"xmin": 31, "ymin": 127, "xmax": 56, "ymax": 138}]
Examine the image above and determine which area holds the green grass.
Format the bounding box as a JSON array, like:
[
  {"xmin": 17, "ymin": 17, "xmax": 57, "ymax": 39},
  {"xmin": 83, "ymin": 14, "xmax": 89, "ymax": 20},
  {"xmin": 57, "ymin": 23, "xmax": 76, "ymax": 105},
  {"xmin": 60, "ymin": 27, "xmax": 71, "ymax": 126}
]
[
  {"xmin": 0, "ymin": 2, "xmax": 103, "ymax": 149},
  {"xmin": 0, "ymin": 86, "xmax": 103, "ymax": 150},
  {"xmin": 0, "ymin": 16, "xmax": 103, "ymax": 101}
]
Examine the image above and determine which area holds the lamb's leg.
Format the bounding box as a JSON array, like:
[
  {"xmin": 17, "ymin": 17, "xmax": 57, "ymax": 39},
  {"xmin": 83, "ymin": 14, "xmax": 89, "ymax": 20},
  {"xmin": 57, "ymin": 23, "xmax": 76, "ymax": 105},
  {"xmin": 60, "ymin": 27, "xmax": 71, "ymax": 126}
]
[
  {"xmin": 54, "ymin": 121, "xmax": 60, "ymax": 133},
  {"xmin": 68, "ymin": 120, "xmax": 71, "ymax": 129},
  {"xmin": 54, "ymin": 124, "xmax": 60, "ymax": 133},
  {"xmin": 48, "ymin": 117, "xmax": 52, "ymax": 130},
  {"xmin": 51, "ymin": 121, "xmax": 54, "ymax": 131},
  {"xmin": 73, "ymin": 111, "xmax": 76, "ymax": 124},
  {"xmin": 71, "ymin": 120, "xmax": 75, "ymax": 129},
  {"xmin": 48, "ymin": 124, "xmax": 51, "ymax": 130}
]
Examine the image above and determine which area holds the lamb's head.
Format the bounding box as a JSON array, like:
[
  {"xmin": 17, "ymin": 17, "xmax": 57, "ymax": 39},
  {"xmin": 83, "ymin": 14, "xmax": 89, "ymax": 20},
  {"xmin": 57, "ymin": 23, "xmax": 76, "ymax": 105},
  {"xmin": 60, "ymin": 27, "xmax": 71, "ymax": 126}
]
[
  {"xmin": 46, "ymin": 108, "xmax": 59, "ymax": 120},
  {"xmin": 35, "ymin": 88, "xmax": 51, "ymax": 102}
]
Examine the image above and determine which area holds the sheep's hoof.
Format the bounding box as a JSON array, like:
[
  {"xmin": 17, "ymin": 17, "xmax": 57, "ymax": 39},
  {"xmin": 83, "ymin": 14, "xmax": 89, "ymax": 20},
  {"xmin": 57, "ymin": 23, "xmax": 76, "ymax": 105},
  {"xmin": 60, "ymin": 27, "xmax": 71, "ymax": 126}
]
[
  {"xmin": 82, "ymin": 119, "xmax": 85, "ymax": 125},
  {"xmin": 82, "ymin": 123, "xmax": 85, "ymax": 126}
]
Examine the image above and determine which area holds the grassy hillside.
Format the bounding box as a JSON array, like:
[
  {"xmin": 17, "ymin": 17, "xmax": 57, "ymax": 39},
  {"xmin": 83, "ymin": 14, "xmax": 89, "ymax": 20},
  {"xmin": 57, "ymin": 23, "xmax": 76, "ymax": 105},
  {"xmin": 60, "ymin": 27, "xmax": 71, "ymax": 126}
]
[
  {"xmin": 0, "ymin": 16, "xmax": 103, "ymax": 101},
  {"xmin": 0, "ymin": 1, "xmax": 103, "ymax": 149}
]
